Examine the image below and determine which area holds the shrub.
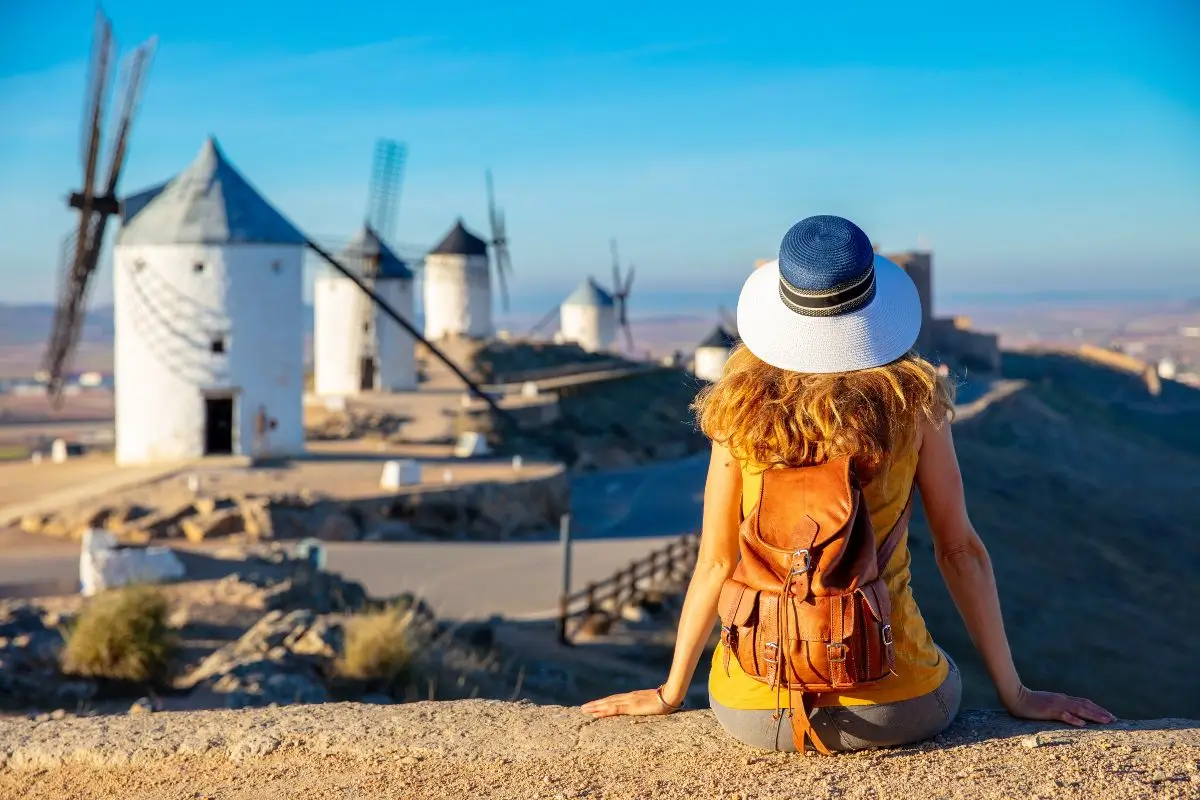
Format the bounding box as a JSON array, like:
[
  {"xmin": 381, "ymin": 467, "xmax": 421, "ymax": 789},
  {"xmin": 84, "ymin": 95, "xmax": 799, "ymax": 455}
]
[
  {"xmin": 61, "ymin": 584, "xmax": 176, "ymax": 683},
  {"xmin": 336, "ymin": 605, "xmax": 419, "ymax": 685}
]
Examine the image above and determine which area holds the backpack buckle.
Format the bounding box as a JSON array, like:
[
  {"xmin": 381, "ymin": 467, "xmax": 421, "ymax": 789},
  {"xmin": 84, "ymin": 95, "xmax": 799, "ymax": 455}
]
[
  {"xmin": 790, "ymin": 549, "xmax": 811, "ymax": 575},
  {"xmin": 763, "ymin": 641, "xmax": 779, "ymax": 665},
  {"xmin": 827, "ymin": 642, "xmax": 848, "ymax": 663},
  {"xmin": 881, "ymin": 624, "xmax": 894, "ymax": 646}
]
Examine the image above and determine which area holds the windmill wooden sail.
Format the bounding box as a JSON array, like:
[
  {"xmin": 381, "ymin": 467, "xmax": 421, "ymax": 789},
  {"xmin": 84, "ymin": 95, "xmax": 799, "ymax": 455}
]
[{"xmin": 43, "ymin": 9, "xmax": 156, "ymax": 404}]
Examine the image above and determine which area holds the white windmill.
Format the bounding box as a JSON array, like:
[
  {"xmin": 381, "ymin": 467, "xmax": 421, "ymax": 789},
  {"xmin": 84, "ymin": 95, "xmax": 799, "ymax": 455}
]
[
  {"xmin": 533, "ymin": 238, "xmax": 636, "ymax": 353},
  {"xmin": 313, "ymin": 139, "xmax": 417, "ymax": 395},
  {"xmin": 422, "ymin": 171, "xmax": 513, "ymax": 341},
  {"xmin": 692, "ymin": 307, "xmax": 740, "ymax": 382},
  {"xmin": 114, "ymin": 136, "xmax": 308, "ymax": 463}
]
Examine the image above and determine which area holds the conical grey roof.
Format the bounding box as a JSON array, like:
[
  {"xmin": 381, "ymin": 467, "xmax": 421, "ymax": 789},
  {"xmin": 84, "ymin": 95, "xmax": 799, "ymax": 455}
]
[
  {"xmin": 698, "ymin": 324, "xmax": 738, "ymax": 349},
  {"xmin": 429, "ymin": 218, "xmax": 488, "ymax": 256},
  {"xmin": 341, "ymin": 225, "xmax": 411, "ymax": 280},
  {"xmin": 563, "ymin": 277, "xmax": 614, "ymax": 308},
  {"xmin": 118, "ymin": 137, "xmax": 306, "ymax": 246}
]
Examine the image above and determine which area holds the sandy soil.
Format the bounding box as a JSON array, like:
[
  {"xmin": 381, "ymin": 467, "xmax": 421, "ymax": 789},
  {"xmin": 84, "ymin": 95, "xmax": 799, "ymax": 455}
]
[{"xmin": 0, "ymin": 702, "xmax": 1195, "ymax": 800}]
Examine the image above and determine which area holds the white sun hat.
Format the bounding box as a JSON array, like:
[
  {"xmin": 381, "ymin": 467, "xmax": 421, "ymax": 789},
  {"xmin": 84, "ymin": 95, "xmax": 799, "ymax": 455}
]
[{"xmin": 736, "ymin": 215, "xmax": 923, "ymax": 374}]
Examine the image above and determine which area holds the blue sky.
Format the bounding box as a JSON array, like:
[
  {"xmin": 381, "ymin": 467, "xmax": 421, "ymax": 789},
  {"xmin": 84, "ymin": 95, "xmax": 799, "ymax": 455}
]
[{"xmin": 0, "ymin": 0, "xmax": 1197, "ymax": 311}]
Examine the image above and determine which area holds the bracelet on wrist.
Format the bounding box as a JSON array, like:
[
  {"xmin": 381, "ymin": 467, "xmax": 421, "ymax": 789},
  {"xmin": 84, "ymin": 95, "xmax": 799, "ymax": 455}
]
[{"xmin": 655, "ymin": 685, "xmax": 683, "ymax": 713}]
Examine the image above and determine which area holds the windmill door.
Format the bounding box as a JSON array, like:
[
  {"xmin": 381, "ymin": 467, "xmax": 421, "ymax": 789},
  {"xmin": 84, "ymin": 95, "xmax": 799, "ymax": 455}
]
[
  {"xmin": 204, "ymin": 396, "xmax": 235, "ymax": 455},
  {"xmin": 360, "ymin": 357, "xmax": 376, "ymax": 391}
]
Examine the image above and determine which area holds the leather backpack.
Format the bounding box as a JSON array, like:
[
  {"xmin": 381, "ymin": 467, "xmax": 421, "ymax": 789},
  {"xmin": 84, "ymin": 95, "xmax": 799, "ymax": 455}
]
[{"xmin": 717, "ymin": 456, "xmax": 915, "ymax": 754}]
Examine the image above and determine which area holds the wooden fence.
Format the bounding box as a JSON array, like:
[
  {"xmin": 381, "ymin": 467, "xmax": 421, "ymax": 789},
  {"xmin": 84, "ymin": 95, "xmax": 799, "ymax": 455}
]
[{"xmin": 557, "ymin": 531, "xmax": 700, "ymax": 645}]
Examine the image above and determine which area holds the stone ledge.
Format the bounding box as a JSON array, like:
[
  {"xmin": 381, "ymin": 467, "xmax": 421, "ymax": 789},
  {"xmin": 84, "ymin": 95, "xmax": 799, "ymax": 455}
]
[{"xmin": 1, "ymin": 702, "xmax": 1196, "ymax": 799}]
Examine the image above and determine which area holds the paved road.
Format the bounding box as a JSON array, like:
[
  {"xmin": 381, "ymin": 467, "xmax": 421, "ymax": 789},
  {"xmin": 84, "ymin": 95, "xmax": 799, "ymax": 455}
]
[{"xmin": 0, "ymin": 456, "xmax": 708, "ymax": 620}]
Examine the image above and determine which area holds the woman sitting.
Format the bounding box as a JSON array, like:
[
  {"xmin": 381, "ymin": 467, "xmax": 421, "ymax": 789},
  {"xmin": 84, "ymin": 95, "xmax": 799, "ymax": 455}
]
[{"xmin": 582, "ymin": 215, "xmax": 1113, "ymax": 752}]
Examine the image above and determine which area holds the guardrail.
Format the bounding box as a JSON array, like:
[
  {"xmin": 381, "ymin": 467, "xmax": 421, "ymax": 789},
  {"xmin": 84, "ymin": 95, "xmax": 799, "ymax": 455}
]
[{"xmin": 557, "ymin": 529, "xmax": 700, "ymax": 645}]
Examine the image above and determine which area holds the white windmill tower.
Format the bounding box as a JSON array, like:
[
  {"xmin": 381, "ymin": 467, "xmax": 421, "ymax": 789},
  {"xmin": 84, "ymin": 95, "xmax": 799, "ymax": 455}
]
[
  {"xmin": 114, "ymin": 137, "xmax": 308, "ymax": 463},
  {"xmin": 538, "ymin": 238, "xmax": 635, "ymax": 353},
  {"xmin": 559, "ymin": 278, "xmax": 616, "ymax": 352},
  {"xmin": 692, "ymin": 307, "xmax": 739, "ymax": 382},
  {"xmin": 422, "ymin": 170, "xmax": 513, "ymax": 341},
  {"xmin": 314, "ymin": 139, "xmax": 417, "ymax": 395}
]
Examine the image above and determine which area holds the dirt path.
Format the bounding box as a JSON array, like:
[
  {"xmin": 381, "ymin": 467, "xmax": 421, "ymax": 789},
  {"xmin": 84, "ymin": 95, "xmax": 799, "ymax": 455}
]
[{"xmin": 0, "ymin": 702, "xmax": 1194, "ymax": 800}]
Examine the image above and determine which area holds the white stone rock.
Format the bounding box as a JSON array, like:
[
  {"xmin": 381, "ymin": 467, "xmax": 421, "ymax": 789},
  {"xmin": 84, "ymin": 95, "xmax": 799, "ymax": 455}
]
[
  {"xmin": 453, "ymin": 431, "xmax": 491, "ymax": 458},
  {"xmin": 51, "ymin": 439, "xmax": 68, "ymax": 464},
  {"xmin": 379, "ymin": 459, "xmax": 422, "ymax": 490},
  {"xmin": 80, "ymin": 529, "xmax": 185, "ymax": 596}
]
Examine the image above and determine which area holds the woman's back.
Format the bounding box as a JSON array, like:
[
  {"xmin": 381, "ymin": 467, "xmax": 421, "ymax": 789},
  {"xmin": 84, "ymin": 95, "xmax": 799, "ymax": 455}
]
[{"xmin": 708, "ymin": 443, "xmax": 949, "ymax": 709}]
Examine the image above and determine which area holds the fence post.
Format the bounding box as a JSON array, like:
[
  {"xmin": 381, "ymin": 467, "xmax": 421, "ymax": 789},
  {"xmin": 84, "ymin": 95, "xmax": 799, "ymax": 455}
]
[{"xmin": 557, "ymin": 513, "xmax": 572, "ymax": 645}]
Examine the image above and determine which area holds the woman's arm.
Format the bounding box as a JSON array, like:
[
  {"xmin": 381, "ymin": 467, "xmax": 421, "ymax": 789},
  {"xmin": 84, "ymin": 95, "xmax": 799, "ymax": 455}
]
[
  {"xmin": 916, "ymin": 417, "xmax": 1114, "ymax": 726},
  {"xmin": 581, "ymin": 442, "xmax": 743, "ymax": 718}
]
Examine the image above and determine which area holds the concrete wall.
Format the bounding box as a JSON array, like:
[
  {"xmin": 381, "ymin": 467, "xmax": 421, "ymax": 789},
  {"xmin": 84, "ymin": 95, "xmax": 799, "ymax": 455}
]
[
  {"xmin": 313, "ymin": 275, "xmax": 415, "ymax": 396},
  {"xmin": 113, "ymin": 242, "xmax": 305, "ymax": 464},
  {"xmin": 559, "ymin": 304, "xmax": 616, "ymax": 353},
  {"xmin": 423, "ymin": 253, "xmax": 492, "ymax": 340},
  {"xmin": 692, "ymin": 346, "xmax": 730, "ymax": 382}
]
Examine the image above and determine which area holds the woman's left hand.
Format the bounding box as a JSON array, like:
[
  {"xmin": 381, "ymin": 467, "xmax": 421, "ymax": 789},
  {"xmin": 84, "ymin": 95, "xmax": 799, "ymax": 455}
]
[{"xmin": 581, "ymin": 689, "xmax": 677, "ymax": 719}]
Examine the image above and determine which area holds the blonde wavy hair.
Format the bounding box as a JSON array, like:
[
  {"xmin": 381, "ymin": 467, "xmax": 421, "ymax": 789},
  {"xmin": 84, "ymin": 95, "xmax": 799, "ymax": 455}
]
[{"xmin": 692, "ymin": 344, "xmax": 956, "ymax": 478}]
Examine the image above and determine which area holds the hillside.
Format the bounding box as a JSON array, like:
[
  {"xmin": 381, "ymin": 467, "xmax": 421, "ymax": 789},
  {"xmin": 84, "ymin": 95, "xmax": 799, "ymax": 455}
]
[
  {"xmin": 905, "ymin": 354, "xmax": 1200, "ymax": 720},
  {"xmin": 1, "ymin": 702, "xmax": 1196, "ymax": 800}
]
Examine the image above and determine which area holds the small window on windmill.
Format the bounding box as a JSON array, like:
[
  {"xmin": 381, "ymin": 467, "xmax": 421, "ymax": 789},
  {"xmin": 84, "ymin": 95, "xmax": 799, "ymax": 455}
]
[
  {"xmin": 193, "ymin": 261, "xmax": 205, "ymax": 274},
  {"xmin": 134, "ymin": 259, "xmax": 146, "ymax": 272},
  {"xmin": 271, "ymin": 259, "xmax": 282, "ymax": 273},
  {"xmin": 210, "ymin": 335, "xmax": 227, "ymax": 354},
  {"xmin": 363, "ymin": 322, "xmax": 371, "ymax": 333}
]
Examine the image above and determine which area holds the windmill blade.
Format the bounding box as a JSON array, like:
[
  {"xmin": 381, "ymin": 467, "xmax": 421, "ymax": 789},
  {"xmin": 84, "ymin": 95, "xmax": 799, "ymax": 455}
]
[
  {"xmin": 45, "ymin": 11, "xmax": 117, "ymax": 403},
  {"xmin": 495, "ymin": 244, "xmax": 510, "ymax": 312},
  {"xmin": 79, "ymin": 10, "xmax": 114, "ymax": 189},
  {"xmin": 104, "ymin": 37, "xmax": 155, "ymax": 189},
  {"xmin": 529, "ymin": 303, "xmax": 560, "ymax": 335},
  {"xmin": 610, "ymin": 238, "xmax": 621, "ymax": 291},
  {"xmin": 365, "ymin": 139, "xmax": 406, "ymax": 241},
  {"xmin": 719, "ymin": 304, "xmax": 738, "ymax": 333},
  {"xmin": 620, "ymin": 308, "xmax": 635, "ymax": 351},
  {"xmin": 622, "ymin": 264, "xmax": 635, "ymax": 295},
  {"xmin": 486, "ymin": 169, "xmax": 499, "ymax": 233}
]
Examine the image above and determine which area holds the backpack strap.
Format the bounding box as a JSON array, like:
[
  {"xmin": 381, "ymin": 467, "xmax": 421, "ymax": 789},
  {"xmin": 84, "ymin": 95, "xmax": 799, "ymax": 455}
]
[{"xmin": 876, "ymin": 482, "xmax": 917, "ymax": 572}]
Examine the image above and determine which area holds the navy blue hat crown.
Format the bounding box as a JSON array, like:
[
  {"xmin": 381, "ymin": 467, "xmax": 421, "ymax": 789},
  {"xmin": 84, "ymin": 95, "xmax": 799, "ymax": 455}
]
[{"xmin": 777, "ymin": 215, "xmax": 877, "ymax": 317}]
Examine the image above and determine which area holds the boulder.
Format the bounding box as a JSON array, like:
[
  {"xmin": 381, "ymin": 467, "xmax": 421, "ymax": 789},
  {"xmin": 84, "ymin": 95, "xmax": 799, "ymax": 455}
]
[
  {"xmin": 180, "ymin": 507, "xmax": 245, "ymax": 543},
  {"xmin": 0, "ymin": 601, "xmax": 98, "ymax": 709},
  {"xmin": 316, "ymin": 511, "xmax": 359, "ymax": 542},
  {"xmin": 185, "ymin": 608, "xmax": 339, "ymax": 709}
]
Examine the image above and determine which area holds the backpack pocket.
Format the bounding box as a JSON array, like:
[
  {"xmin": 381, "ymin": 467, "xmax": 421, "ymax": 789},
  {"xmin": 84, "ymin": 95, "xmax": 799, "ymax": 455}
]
[
  {"xmin": 717, "ymin": 580, "xmax": 763, "ymax": 677},
  {"xmin": 854, "ymin": 579, "xmax": 896, "ymax": 682}
]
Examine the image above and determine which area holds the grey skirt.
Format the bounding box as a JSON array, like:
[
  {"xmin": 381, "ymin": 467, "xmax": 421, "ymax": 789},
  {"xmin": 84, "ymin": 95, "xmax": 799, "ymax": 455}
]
[{"xmin": 710, "ymin": 651, "xmax": 962, "ymax": 753}]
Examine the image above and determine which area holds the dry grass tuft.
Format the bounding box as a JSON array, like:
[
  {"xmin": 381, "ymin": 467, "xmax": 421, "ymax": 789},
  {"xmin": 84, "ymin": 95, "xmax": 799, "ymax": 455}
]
[
  {"xmin": 336, "ymin": 605, "xmax": 420, "ymax": 684},
  {"xmin": 60, "ymin": 584, "xmax": 176, "ymax": 683}
]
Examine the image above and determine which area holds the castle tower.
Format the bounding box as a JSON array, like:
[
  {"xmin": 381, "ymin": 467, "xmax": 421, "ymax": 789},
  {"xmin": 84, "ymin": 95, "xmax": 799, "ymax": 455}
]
[
  {"xmin": 313, "ymin": 225, "xmax": 416, "ymax": 396},
  {"xmin": 422, "ymin": 218, "xmax": 491, "ymax": 340},
  {"xmin": 693, "ymin": 325, "xmax": 738, "ymax": 382},
  {"xmin": 559, "ymin": 278, "xmax": 616, "ymax": 352},
  {"xmin": 113, "ymin": 137, "xmax": 307, "ymax": 464},
  {"xmin": 882, "ymin": 250, "xmax": 933, "ymax": 353}
]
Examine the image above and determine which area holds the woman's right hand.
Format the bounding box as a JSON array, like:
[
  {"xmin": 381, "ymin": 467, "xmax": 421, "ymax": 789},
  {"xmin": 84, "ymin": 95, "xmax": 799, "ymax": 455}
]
[{"xmin": 1003, "ymin": 685, "xmax": 1115, "ymax": 726}]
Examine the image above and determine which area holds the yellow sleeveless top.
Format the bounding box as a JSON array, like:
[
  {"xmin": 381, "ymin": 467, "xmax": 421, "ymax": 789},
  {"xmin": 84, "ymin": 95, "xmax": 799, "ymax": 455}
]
[{"xmin": 708, "ymin": 446, "xmax": 949, "ymax": 708}]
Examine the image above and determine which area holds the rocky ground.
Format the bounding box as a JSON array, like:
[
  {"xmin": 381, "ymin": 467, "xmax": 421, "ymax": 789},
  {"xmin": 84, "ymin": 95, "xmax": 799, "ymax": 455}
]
[
  {"xmin": 1, "ymin": 702, "xmax": 1196, "ymax": 800},
  {"xmin": 0, "ymin": 555, "xmax": 526, "ymax": 719},
  {"xmin": 12, "ymin": 457, "xmax": 569, "ymax": 546}
]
